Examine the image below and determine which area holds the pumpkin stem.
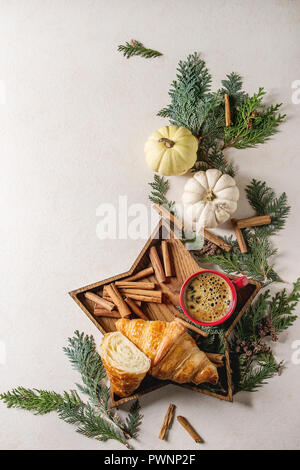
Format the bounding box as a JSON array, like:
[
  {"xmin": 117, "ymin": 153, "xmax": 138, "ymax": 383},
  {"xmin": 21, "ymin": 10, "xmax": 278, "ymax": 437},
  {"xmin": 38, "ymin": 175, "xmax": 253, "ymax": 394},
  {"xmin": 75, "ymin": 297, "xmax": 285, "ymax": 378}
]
[
  {"xmin": 159, "ymin": 137, "xmax": 175, "ymax": 148},
  {"xmin": 205, "ymin": 190, "xmax": 216, "ymax": 202}
]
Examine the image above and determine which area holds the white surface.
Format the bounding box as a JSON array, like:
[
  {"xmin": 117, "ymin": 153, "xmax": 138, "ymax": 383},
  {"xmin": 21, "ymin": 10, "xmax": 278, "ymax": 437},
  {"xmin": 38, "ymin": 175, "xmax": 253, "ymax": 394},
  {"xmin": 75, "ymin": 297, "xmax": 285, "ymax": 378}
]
[{"xmin": 1, "ymin": 0, "xmax": 300, "ymax": 450}]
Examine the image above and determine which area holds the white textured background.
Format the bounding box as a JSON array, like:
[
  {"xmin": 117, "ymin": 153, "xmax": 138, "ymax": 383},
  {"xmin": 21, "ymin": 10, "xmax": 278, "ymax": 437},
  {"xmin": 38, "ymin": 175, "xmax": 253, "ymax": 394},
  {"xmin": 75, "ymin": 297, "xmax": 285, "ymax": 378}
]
[{"xmin": 1, "ymin": 0, "xmax": 300, "ymax": 450}]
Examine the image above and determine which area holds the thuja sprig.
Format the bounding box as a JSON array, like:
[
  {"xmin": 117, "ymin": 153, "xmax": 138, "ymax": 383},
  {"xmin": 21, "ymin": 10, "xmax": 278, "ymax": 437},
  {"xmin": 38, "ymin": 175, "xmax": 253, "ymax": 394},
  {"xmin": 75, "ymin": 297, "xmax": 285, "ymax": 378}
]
[
  {"xmin": 237, "ymin": 353, "xmax": 281, "ymax": 393},
  {"xmin": 0, "ymin": 388, "xmax": 81, "ymax": 415},
  {"xmin": 224, "ymin": 88, "xmax": 285, "ymax": 149},
  {"xmin": 118, "ymin": 40, "xmax": 162, "ymax": 59},
  {"xmin": 58, "ymin": 401, "xmax": 129, "ymax": 447},
  {"xmin": 123, "ymin": 400, "xmax": 143, "ymax": 439},
  {"xmin": 148, "ymin": 174, "xmax": 175, "ymax": 212},
  {"xmin": 1, "ymin": 331, "xmax": 142, "ymax": 448},
  {"xmin": 63, "ymin": 330, "xmax": 106, "ymax": 404},
  {"xmin": 158, "ymin": 53, "xmax": 285, "ymax": 173},
  {"xmin": 245, "ymin": 179, "xmax": 290, "ymax": 235}
]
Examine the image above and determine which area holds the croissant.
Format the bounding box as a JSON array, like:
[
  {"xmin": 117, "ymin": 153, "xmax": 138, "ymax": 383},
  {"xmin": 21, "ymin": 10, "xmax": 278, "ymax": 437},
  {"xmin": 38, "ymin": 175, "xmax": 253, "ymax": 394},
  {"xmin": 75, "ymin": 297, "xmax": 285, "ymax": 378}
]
[
  {"xmin": 116, "ymin": 318, "xmax": 218, "ymax": 386},
  {"xmin": 100, "ymin": 331, "xmax": 151, "ymax": 397}
]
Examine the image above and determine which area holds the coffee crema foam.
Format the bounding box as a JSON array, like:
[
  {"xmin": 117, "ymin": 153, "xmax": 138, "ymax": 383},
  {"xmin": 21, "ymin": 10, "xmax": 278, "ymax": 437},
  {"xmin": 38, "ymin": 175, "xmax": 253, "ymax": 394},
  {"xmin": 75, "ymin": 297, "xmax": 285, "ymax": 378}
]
[{"xmin": 185, "ymin": 272, "xmax": 232, "ymax": 323}]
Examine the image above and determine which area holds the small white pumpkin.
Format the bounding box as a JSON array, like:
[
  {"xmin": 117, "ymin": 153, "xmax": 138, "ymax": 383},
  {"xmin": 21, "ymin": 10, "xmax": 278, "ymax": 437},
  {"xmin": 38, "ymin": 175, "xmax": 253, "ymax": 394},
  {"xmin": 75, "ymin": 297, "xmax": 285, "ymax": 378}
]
[
  {"xmin": 182, "ymin": 169, "xmax": 239, "ymax": 228},
  {"xmin": 145, "ymin": 125, "xmax": 198, "ymax": 176}
]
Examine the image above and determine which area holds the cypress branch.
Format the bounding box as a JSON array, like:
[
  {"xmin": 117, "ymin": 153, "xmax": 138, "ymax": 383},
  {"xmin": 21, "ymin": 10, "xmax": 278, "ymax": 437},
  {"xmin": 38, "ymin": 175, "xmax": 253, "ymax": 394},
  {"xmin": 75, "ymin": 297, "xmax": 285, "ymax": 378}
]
[
  {"xmin": 245, "ymin": 179, "xmax": 290, "ymax": 235},
  {"xmin": 58, "ymin": 401, "xmax": 129, "ymax": 447},
  {"xmin": 238, "ymin": 354, "xmax": 281, "ymax": 392},
  {"xmin": 0, "ymin": 388, "xmax": 81, "ymax": 415},
  {"xmin": 148, "ymin": 174, "xmax": 175, "ymax": 212},
  {"xmin": 118, "ymin": 40, "xmax": 162, "ymax": 59},
  {"xmin": 123, "ymin": 400, "xmax": 143, "ymax": 439},
  {"xmin": 224, "ymin": 88, "xmax": 285, "ymax": 149},
  {"xmin": 63, "ymin": 330, "xmax": 106, "ymax": 404}
]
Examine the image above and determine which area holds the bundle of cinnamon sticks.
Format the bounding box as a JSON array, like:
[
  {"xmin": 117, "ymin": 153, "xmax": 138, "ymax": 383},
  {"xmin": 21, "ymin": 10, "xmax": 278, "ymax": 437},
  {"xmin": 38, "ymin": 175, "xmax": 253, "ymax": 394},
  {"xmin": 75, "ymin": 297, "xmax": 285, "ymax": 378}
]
[{"xmin": 85, "ymin": 240, "xmax": 175, "ymax": 321}]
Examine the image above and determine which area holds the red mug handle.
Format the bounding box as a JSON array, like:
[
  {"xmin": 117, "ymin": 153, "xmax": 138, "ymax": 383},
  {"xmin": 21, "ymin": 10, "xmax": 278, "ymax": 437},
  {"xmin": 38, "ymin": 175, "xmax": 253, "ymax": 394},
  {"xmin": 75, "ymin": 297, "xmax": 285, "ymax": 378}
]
[{"xmin": 232, "ymin": 276, "xmax": 248, "ymax": 289}]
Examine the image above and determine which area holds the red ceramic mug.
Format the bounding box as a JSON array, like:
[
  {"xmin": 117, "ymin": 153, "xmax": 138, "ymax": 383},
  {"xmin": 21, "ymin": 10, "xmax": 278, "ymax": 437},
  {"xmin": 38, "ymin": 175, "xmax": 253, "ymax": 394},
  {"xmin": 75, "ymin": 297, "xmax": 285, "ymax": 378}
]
[{"xmin": 180, "ymin": 269, "xmax": 248, "ymax": 327}]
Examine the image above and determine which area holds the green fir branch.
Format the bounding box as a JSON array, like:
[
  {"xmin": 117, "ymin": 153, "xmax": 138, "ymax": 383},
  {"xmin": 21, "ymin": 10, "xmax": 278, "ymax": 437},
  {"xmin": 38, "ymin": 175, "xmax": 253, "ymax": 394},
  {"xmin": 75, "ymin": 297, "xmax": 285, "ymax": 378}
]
[
  {"xmin": 148, "ymin": 174, "xmax": 175, "ymax": 212},
  {"xmin": 268, "ymin": 278, "xmax": 300, "ymax": 333},
  {"xmin": 193, "ymin": 142, "xmax": 235, "ymax": 176},
  {"xmin": 1, "ymin": 331, "xmax": 143, "ymax": 447},
  {"xmin": 245, "ymin": 179, "xmax": 290, "ymax": 235},
  {"xmin": 237, "ymin": 353, "xmax": 281, "ymax": 392},
  {"xmin": 157, "ymin": 52, "xmax": 213, "ymax": 134},
  {"xmin": 234, "ymin": 291, "xmax": 271, "ymax": 342},
  {"xmin": 0, "ymin": 388, "xmax": 81, "ymax": 415},
  {"xmin": 220, "ymin": 72, "xmax": 248, "ymax": 111},
  {"xmin": 63, "ymin": 330, "xmax": 106, "ymax": 404},
  {"xmin": 224, "ymin": 88, "xmax": 285, "ymax": 149},
  {"xmin": 118, "ymin": 40, "xmax": 162, "ymax": 59},
  {"xmin": 123, "ymin": 400, "xmax": 143, "ymax": 439},
  {"xmin": 58, "ymin": 401, "xmax": 129, "ymax": 447}
]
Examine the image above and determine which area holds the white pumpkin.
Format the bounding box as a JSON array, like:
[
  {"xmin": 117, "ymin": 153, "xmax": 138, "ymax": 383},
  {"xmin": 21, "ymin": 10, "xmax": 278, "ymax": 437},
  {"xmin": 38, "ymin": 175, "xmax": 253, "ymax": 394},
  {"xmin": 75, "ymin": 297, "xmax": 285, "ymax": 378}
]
[{"xmin": 182, "ymin": 169, "xmax": 239, "ymax": 228}]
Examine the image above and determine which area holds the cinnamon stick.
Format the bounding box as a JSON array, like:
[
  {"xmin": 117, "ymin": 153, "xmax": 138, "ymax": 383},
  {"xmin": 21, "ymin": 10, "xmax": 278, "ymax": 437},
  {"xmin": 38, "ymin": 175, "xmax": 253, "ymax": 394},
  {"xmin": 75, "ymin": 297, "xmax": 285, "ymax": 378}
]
[
  {"xmin": 203, "ymin": 228, "xmax": 232, "ymax": 252},
  {"xmin": 125, "ymin": 298, "xmax": 148, "ymax": 320},
  {"xmin": 149, "ymin": 246, "xmax": 166, "ymax": 283},
  {"xmin": 153, "ymin": 203, "xmax": 183, "ymax": 231},
  {"xmin": 153, "ymin": 203, "xmax": 231, "ymax": 252},
  {"xmin": 231, "ymin": 218, "xmax": 247, "ymax": 253},
  {"xmin": 177, "ymin": 416, "xmax": 204, "ymax": 443},
  {"xmin": 115, "ymin": 281, "xmax": 155, "ymax": 290},
  {"xmin": 236, "ymin": 214, "xmax": 271, "ymax": 229},
  {"xmin": 124, "ymin": 292, "xmax": 162, "ymax": 303},
  {"xmin": 84, "ymin": 292, "xmax": 114, "ymax": 311},
  {"xmin": 224, "ymin": 93, "xmax": 231, "ymax": 127},
  {"xmin": 159, "ymin": 403, "xmax": 176, "ymax": 440},
  {"xmin": 119, "ymin": 288, "xmax": 161, "ymax": 298},
  {"xmin": 94, "ymin": 308, "xmax": 121, "ymax": 318},
  {"xmin": 125, "ymin": 267, "xmax": 154, "ymax": 281},
  {"xmin": 105, "ymin": 284, "xmax": 132, "ymax": 317},
  {"xmin": 103, "ymin": 286, "xmax": 142, "ymax": 305},
  {"xmin": 206, "ymin": 352, "xmax": 224, "ymax": 367},
  {"xmin": 174, "ymin": 317, "xmax": 209, "ymax": 338},
  {"xmin": 161, "ymin": 240, "xmax": 173, "ymax": 277}
]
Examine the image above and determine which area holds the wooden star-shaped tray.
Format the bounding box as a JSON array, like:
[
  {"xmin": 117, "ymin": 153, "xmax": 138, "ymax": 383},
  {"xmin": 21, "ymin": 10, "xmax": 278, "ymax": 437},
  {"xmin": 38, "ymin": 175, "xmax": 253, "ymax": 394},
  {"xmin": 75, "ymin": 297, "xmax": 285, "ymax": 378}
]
[{"xmin": 69, "ymin": 218, "xmax": 261, "ymax": 407}]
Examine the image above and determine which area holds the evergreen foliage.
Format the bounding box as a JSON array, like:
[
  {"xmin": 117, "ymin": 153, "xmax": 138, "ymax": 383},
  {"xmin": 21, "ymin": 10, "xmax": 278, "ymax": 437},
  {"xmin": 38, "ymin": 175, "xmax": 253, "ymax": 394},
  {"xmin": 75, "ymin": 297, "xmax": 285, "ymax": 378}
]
[
  {"xmin": 1, "ymin": 331, "xmax": 142, "ymax": 447},
  {"xmin": 118, "ymin": 40, "xmax": 162, "ymax": 59},
  {"xmin": 224, "ymin": 88, "xmax": 285, "ymax": 149},
  {"xmin": 123, "ymin": 400, "xmax": 143, "ymax": 439},
  {"xmin": 158, "ymin": 53, "xmax": 285, "ymax": 174},
  {"xmin": 236, "ymin": 353, "xmax": 281, "ymax": 392},
  {"xmin": 245, "ymin": 179, "xmax": 290, "ymax": 235},
  {"xmin": 0, "ymin": 388, "xmax": 81, "ymax": 415},
  {"xmin": 148, "ymin": 174, "xmax": 175, "ymax": 212}
]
